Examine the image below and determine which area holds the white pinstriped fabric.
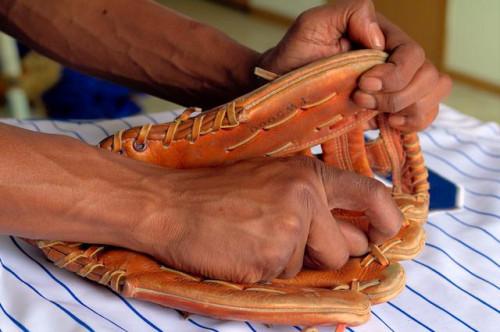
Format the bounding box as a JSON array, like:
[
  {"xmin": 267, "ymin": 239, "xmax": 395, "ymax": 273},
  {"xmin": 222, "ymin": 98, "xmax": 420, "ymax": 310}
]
[{"xmin": 0, "ymin": 105, "xmax": 498, "ymax": 332}]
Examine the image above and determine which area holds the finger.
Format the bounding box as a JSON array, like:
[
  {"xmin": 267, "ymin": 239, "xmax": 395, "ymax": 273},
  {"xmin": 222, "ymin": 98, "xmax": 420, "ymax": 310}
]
[
  {"xmin": 339, "ymin": 37, "xmax": 352, "ymax": 53},
  {"xmin": 354, "ymin": 61, "xmax": 439, "ymax": 113},
  {"xmin": 302, "ymin": 1, "xmax": 384, "ymax": 50},
  {"xmin": 278, "ymin": 245, "xmax": 305, "ymax": 279},
  {"xmin": 339, "ymin": 0, "xmax": 385, "ymax": 50},
  {"xmin": 389, "ymin": 73, "xmax": 452, "ymax": 131},
  {"xmin": 338, "ymin": 220, "xmax": 369, "ymax": 256},
  {"xmin": 319, "ymin": 167, "xmax": 403, "ymax": 244},
  {"xmin": 305, "ymin": 202, "xmax": 349, "ymax": 270},
  {"xmin": 358, "ymin": 14, "xmax": 425, "ymax": 93}
]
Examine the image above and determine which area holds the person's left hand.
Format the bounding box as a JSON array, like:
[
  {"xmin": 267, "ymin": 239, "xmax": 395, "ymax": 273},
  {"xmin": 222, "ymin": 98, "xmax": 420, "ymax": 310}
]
[{"xmin": 257, "ymin": 0, "xmax": 452, "ymax": 132}]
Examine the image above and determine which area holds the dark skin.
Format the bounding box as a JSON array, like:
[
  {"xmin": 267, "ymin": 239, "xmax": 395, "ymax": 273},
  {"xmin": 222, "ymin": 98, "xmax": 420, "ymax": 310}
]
[{"xmin": 0, "ymin": 0, "xmax": 450, "ymax": 282}]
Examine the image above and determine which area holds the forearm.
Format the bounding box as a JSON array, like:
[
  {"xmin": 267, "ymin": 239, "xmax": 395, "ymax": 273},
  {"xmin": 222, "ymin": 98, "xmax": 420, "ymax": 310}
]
[
  {"xmin": 0, "ymin": 0, "xmax": 259, "ymax": 107},
  {"xmin": 0, "ymin": 123, "xmax": 174, "ymax": 249}
]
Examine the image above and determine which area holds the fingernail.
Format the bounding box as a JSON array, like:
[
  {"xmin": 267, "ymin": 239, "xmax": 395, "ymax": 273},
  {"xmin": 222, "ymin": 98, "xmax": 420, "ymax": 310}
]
[
  {"xmin": 359, "ymin": 77, "xmax": 382, "ymax": 92},
  {"xmin": 389, "ymin": 115, "xmax": 406, "ymax": 127},
  {"xmin": 354, "ymin": 91, "xmax": 377, "ymax": 109},
  {"xmin": 369, "ymin": 22, "xmax": 384, "ymax": 50}
]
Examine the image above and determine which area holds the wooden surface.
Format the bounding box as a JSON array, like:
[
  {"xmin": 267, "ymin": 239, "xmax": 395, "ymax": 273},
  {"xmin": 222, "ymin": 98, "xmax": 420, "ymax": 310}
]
[{"xmin": 371, "ymin": 0, "xmax": 447, "ymax": 70}]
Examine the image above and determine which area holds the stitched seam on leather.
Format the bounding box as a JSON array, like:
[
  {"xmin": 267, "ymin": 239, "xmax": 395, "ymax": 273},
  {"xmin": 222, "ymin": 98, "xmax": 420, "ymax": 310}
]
[{"xmin": 128, "ymin": 288, "xmax": 370, "ymax": 313}]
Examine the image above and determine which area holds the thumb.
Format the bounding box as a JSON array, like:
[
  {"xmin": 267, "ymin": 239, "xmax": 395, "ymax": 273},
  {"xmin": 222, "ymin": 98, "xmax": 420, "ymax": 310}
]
[{"xmin": 339, "ymin": 0, "xmax": 385, "ymax": 50}]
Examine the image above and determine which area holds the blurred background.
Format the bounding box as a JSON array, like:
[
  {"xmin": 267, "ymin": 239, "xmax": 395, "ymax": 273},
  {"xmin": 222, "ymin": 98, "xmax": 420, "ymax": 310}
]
[{"xmin": 0, "ymin": 0, "xmax": 498, "ymax": 121}]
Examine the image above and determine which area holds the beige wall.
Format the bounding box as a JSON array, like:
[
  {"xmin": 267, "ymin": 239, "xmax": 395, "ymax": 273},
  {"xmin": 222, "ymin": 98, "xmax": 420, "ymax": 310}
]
[
  {"xmin": 250, "ymin": 0, "xmax": 326, "ymax": 19},
  {"xmin": 445, "ymin": 0, "xmax": 500, "ymax": 86}
]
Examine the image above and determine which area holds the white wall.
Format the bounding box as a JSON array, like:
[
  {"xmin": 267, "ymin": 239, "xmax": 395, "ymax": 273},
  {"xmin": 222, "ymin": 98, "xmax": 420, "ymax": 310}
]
[
  {"xmin": 250, "ymin": 0, "xmax": 326, "ymax": 19},
  {"xmin": 445, "ymin": 0, "xmax": 500, "ymax": 85}
]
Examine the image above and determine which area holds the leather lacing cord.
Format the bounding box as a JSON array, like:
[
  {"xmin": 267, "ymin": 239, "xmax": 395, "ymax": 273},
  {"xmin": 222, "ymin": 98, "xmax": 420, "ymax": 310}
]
[
  {"xmin": 39, "ymin": 238, "xmax": 392, "ymax": 293},
  {"xmin": 402, "ymin": 132, "xmax": 429, "ymax": 195},
  {"xmin": 108, "ymin": 67, "xmax": 340, "ymax": 155},
  {"xmin": 109, "ymin": 104, "xmax": 240, "ymax": 153},
  {"xmin": 38, "ymin": 235, "xmax": 392, "ymax": 332},
  {"xmin": 38, "ymin": 241, "xmax": 127, "ymax": 292}
]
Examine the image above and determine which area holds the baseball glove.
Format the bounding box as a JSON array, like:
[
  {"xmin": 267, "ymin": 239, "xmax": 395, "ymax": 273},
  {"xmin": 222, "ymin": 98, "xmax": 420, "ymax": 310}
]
[{"xmin": 29, "ymin": 50, "xmax": 429, "ymax": 330}]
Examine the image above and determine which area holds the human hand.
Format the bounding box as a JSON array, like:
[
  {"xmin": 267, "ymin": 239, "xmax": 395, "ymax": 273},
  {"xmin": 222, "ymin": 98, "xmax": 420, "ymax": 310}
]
[
  {"xmin": 135, "ymin": 156, "xmax": 403, "ymax": 283},
  {"xmin": 257, "ymin": 0, "xmax": 451, "ymax": 132}
]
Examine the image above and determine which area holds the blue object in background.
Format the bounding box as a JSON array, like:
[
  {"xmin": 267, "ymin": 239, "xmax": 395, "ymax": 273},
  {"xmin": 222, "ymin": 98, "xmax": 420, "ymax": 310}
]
[
  {"xmin": 42, "ymin": 68, "xmax": 141, "ymax": 119},
  {"xmin": 428, "ymin": 169, "xmax": 459, "ymax": 211}
]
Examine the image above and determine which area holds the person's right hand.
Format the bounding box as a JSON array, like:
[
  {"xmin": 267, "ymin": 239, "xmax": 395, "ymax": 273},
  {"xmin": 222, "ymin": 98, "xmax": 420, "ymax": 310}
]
[{"xmin": 135, "ymin": 156, "xmax": 403, "ymax": 283}]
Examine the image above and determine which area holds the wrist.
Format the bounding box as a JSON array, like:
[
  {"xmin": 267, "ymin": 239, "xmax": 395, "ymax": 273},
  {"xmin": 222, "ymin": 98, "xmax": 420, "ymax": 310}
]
[
  {"xmin": 181, "ymin": 21, "xmax": 261, "ymax": 106},
  {"xmin": 113, "ymin": 163, "xmax": 184, "ymax": 256}
]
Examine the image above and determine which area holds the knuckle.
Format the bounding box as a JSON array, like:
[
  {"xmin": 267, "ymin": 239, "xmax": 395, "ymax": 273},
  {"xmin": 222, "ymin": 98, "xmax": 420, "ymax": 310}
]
[
  {"xmin": 412, "ymin": 108, "xmax": 434, "ymax": 130},
  {"xmin": 286, "ymin": 158, "xmax": 321, "ymax": 191},
  {"xmin": 293, "ymin": 156, "xmax": 328, "ymax": 184},
  {"xmin": 382, "ymin": 94, "xmax": 401, "ymax": 114},
  {"xmin": 388, "ymin": 217, "xmax": 403, "ymax": 237},
  {"xmin": 404, "ymin": 119, "xmax": 425, "ymax": 132},
  {"xmin": 276, "ymin": 214, "xmax": 303, "ymax": 238},
  {"xmin": 408, "ymin": 42, "xmax": 426, "ymax": 63},
  {"xmin": 388, "ymin": 67, "xmax": 407, "ymax": 92},
  {"xmin": 326, "ymin": 247, "xmax": 349, "ymax": 270},
  {"xmin": 422, "ymin": 61, "xmax": 438, "ymax": 78},
  {"xmin": 351, "ymin": 0, "xmax": 373, "ymax": 10},
  {"xmin": 367, "ymin": 179, "xmax": 389, "ymax": 200},
  {"xmin": 259, "ymin": 246, "xmax": 289, "ymax": 271}
]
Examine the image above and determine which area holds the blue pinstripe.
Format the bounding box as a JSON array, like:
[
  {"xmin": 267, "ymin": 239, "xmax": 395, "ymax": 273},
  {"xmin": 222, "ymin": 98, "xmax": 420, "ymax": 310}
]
[
  {"xmin": 445, "ymin": 129, "xmax": 500, "ymax": 158},
  {"xmin": 387, "ymin": 302, "xmax": 434, "ymax": 331},
  {"xmin": 412, "ymin": 259, "xmax": 499, "ymax": 314},
  {"xmin": 463, "ymin": 205, "xmax": 500, "ymax": 221},
  {"xmin": 371, "ymin": 310, "xmax": 395, "ymax": 332},
  {"xmin": 422, "ymin": 131, "xmax": 500, "ymax": 173},
  {"xmin": 444, "ymin": 129, "xmax": 500, "ymax": 158},
  {"xmin": 10, "ymin": 237, "xmax": 126, "ymax": 331},
  {"xmin": 0, "ymin": 302, "xmax": 29, "ymax": 332},
  {"xmin": 142, "ymin": 114, "xmax": 159, "ymax": 124},
  {"xmin": 187, "ymin": 318, "xmax": 219, "ymax": 331},
  {"xmin": 426, "ymin": 222, "xmax": 499, "ymax": 267},
  {"xmin": 14, "ymin": 119, "xmax": 41, "ymax": 133},
  {"xmin": 0, "ymin": 256, "xmax": 93, "ymax": 331},
  {"xmin": 425, "ymin": 242, "xmax": 499, "ymax": 291},
  {"xmin": 244, "ymin": 321, "xmax": 257, "ymax": 331},
  {"xmin": 465, "ymin": 188, "xmax": 500, "ymax": 200},
  {"xmin": 108, "ymin": 289, "xmax": 163, "ymax": 332},
  {"xmin": 87, "ymin": 122, "xmax": 111, "ymax": 137},
  {"xmin": 430, "ymin": 123, "xmax": 500, "ymax": 143},
  {"xmin": 50, "ymin": 121, "xmax": 88, "ymax": 143},
  {"xmin": 444, "ymin": 213, "xmax": 499, "ymax": 243},
  {"xmin": 405, "ymin": 285, "xmax": 478, "ymax": 331},
  {"xmin": 118, "ymin": 118, "xmax": 133, "ymax": 129},
  {"xmin": 424, "ymin": 150, "xmax": 500, "ymax": 184}
]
